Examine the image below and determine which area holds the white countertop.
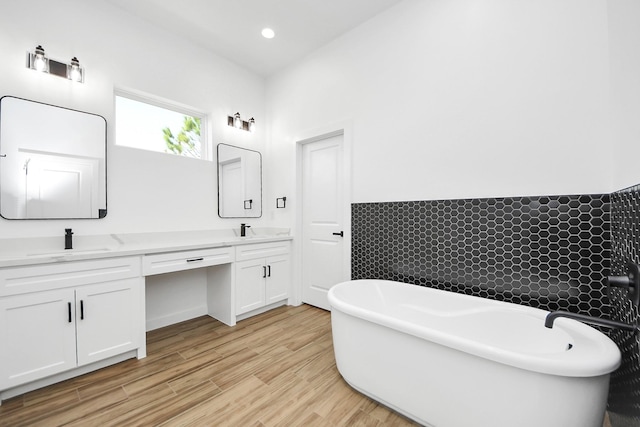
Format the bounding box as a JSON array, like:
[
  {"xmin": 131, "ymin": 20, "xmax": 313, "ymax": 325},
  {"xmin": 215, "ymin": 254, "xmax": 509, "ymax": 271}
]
[{"xmin": 0, "ymin": 228, "xmax": 292, "ymax": 268}]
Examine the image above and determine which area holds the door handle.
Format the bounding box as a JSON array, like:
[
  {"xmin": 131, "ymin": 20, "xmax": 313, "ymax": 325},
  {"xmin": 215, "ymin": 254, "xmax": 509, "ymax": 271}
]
[
  {"xmin": 267, "ymin": 265, "xmax": 271, "ymax": 277},
  {"xmin": 80, "ymin": 300, "xmax": 84, "ymax": 320},
  {"xmin": 333, "ymin": 231, "xmax": 344, "ymax": 237},
  {"xmin": 68, "ymin": 302, "xmax": 72, "ymax": 323},
  {"xmin": 263, "ymin": 266, "xmax": 267, "ymax": 278}
]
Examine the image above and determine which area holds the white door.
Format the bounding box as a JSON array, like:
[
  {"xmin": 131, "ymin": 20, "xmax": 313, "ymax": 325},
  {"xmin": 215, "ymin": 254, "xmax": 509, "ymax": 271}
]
[
  {"xmin": 23, "ymin": 152, "xmax": 99, "ymax": 219},
  {"xmin": 265, "ymin": 255, "xmax": 291, "ymax": 305},
  {"xmin": 301, "ymin": 133, "xmax": 346, "ymax": 310},
  {"xmin": 0, "ymin": 289, "xmax": 77, "ymax": 389},
  {"xmin": 235, "ymin": 259, "xmax": 267, "ymax": 315},
  {"xmin": 75, "ymin": 279, "xmax": 141, "ymax": 366},
  {"xmin": 219, "ymin": 158, "xmax": 244, "ymax": 217}
]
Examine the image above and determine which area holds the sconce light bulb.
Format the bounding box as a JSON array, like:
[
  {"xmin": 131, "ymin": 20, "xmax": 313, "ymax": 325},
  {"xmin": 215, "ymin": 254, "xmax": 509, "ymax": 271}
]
[
  {"xmin": 68, "ymin": 57, "xmax": 82, "ymax": 82},
  {"xmin": 70, "ymin": 66, "xmax": 81, "ymax": 82},
  {"xmin": 234, "ymin": 112, "xmax": 242, "ymax": 129},
  {"xmin": 249, "ymin": 117, "xmax": 255, "ymax": 132},
  {"xmin": 34, "ymin": 58, "xmax": 46, "ymax": 72},
  {"xmin": 33, "ymin": 45, "xmax": 47, "ymax": 72}
]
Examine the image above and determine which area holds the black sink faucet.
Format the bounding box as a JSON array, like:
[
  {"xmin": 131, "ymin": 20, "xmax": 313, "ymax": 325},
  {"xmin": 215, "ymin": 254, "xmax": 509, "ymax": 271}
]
[
  {"xmin": 65, "ymin": 228, "xmax": 73, "ymax": 250},
  {"xmin": 544, "ymin": 311, "xmax": 637, "ymax": 332},
  {"xmin": 240, "ymin": 223, "xmax": 251, "ymax": 237}
]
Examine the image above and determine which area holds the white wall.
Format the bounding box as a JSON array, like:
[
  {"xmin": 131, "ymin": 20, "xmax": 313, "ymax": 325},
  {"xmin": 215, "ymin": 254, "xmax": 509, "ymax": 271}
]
[
  {"xmin": 0, "ymin": 0, "xmax": 267, "ymax": 239},
  {"xmin": 607, "ymin": 0, "xmax": 640, "ymax": 190},
  {"xmin": 266, "ymin": 0, "xmax": 614, "ymax": 221}
]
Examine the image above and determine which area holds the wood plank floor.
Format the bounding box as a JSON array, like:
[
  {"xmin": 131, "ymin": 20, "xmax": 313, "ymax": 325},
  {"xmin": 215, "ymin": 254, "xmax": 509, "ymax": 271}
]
[{"xmin": 0, "ymin": 304, "xmax": 419, "ymax": 426}]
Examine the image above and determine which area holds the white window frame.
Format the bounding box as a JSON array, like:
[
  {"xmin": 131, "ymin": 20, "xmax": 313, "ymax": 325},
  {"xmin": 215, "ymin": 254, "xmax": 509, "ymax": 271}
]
[{"xmin": 114, "ymin": 87, "xmax": 210, "ymax": 161}]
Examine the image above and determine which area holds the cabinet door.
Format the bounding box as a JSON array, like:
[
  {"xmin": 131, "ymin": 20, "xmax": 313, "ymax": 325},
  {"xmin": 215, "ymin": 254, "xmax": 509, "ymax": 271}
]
[
  {"xmin": 265, "ymin": 255, "xmax": 290, "ymax": 305},
  {"xmin": 75, "ymin": 278, "xmax": 141, "ymax": 366},
  {"xmin": 0, "ymin": 289, "xmax": 77, "ymax": 389},
  {"xmin": 235, "ymin": 259, "xmax": 266, "ymax": 315}
]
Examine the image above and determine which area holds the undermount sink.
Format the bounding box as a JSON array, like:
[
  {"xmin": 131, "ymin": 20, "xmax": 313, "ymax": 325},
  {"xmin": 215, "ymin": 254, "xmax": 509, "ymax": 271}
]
[
  {"xmin": 27, "ymin": 248, "xmax": 113, "ymax": 257},
  {"xmin": 232, "ymin": 227, "xmax": 291, "ymax": 239}
]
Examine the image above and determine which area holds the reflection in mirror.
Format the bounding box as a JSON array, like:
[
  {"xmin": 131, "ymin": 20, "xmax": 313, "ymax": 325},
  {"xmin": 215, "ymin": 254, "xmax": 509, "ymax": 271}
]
[
  {"xmin": 217, "ymin": 143, "xmax": 262, "ymax": 218},
  {"xmin": 0, "ymin": 96, "xmax": 107, "ymax": 219}
]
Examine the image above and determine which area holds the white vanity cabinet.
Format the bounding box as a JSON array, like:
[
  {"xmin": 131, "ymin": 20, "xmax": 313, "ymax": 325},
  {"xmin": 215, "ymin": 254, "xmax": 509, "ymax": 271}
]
[
  {"xmin": 0, "ymin": 232, "xmax": 293, "ymax": 403},
  {"xmin": 0, "ymin": 257, "xmax": 142, "ymax": 391},
  {"xmin": 235, "ymin": 241, "xmax": 291, "ymax": 316}
]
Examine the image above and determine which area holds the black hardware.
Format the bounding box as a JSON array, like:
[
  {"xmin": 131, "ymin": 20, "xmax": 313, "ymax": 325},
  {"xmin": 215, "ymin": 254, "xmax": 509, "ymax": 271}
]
[
  {"xmin": 244, "ymin": 199, "xmax": 253, "ymax": 210},
  {"xmin": 68, "ymin": 302, "xmax": 72, "ymax": 323},
  {"xmin": 65, "ymin": 228, "xmax": 73, "ymax": 250},
  {"xmin": 606, "ymin": 261, "xmax": 640, "ymax": 307},
  {"xmin": 187, "ymin": 258, "xmax": 204, "ymax": 263},
  {"xmin": 276, "ymin": 197, "xmax": 287, "ymax": 209},
  {"xmin": 240, "ymin": 223, "xmax": 251, "ymax": 237},
  {"xmin": 263, "ymin": 266, "xmax": 267, "ymax": 278},
  {"xmin": 267, "ymin": 265, "xmax": 271, "ymax": 277},
  {"xmin": 0, "ymin": 154, "xmax": 6, "ymax": 158},
  {"xmin": 545, "ymin": 311, "xmax": 637, "ymax": 332},
  {"xmin": 80, "ymin": 300, "xmax": 84, "ymax": 320},
  {"xmin": 333, "ymin": 231, "xmax": 344, "ymax": 237}
]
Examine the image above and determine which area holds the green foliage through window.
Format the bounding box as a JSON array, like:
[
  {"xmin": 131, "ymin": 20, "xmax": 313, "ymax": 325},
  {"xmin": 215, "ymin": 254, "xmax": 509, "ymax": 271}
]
[{"xmin": 163, "ymin": 116, "xmax": 201, "ymax": 158}]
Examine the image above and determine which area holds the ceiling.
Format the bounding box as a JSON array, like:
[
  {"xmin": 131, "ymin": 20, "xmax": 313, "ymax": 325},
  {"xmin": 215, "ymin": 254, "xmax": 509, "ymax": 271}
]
[{"xmin": 105, "ymin": 0, "xmax": 405, "ymax": 77}]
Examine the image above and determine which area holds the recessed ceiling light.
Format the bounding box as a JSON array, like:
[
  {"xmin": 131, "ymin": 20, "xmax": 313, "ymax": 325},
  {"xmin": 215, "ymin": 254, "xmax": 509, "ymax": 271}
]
[{"xmin": 261, "ymin": 28, "xmax": 275, "ymax": 39}]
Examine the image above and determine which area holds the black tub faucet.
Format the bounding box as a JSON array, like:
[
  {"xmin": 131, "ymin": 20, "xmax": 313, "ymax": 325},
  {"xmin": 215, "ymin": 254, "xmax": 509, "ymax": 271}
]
[
  {"xmin": 65, "ymin": 228, "xmax": 73, "ymax": 250},
  {"xmin": 544, "ymin": 311, "xmax": 637, "ymax": 332},
  {"xmin": 240, "ymin": 223, "xmax": 250, "ymax": 237}
]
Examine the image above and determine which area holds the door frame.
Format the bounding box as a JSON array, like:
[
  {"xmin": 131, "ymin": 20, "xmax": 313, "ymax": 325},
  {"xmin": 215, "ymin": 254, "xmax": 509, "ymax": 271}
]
[{"xmin": 293, "ymin": 121, "xmax": 353, "ymax": 307}]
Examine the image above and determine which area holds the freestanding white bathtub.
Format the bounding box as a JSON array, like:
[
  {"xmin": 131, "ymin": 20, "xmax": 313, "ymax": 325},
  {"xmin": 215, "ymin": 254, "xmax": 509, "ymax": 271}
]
[{"xmin": 328, "ymin": 280, "xmax": 621, "ymax": 427}]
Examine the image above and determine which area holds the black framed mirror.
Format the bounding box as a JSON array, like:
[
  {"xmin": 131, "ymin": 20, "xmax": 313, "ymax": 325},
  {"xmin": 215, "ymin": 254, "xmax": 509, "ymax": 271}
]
[
  {"xmin": 217, "ymin": 143, "xmax": 262, "ymax": 218},
  {"xmin": 0, "ymin": 96, "xmax": 107, "ymax": 219}
]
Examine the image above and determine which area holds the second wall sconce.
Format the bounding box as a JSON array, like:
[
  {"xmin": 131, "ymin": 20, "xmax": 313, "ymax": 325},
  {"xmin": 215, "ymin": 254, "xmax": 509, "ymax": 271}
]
[
  {"xmin": 26, "ymin": 45, "xmax": 84, "ymax": 83},
  {"xmin": 228, "ymin": 112, "xmax": 255, "ymax": 132}
]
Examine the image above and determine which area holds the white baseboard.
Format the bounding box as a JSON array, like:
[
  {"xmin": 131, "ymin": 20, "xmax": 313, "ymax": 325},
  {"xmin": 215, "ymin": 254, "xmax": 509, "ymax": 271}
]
[{"xmin": 146, "ymin": 305, "xmax": 208, "ymax": 331}]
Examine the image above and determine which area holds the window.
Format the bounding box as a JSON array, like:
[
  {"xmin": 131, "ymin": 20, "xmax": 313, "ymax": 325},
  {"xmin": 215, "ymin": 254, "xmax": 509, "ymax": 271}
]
[{"xmin": 115, "ymin": 91, "xmax": 206, "ymax": 159}]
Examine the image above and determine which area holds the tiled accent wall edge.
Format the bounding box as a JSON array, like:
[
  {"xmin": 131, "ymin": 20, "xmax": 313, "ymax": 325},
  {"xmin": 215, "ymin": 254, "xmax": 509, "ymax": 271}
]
[
  {"xmin": 609, "ymin": 184, "xmax": 640, "ymax": 419},
  {"xmin": 352, "ymin": 194, "xmax": 611, "ymax": 317}
]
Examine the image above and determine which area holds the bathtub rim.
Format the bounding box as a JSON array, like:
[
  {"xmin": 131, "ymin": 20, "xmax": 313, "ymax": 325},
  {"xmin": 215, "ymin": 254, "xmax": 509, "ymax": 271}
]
[{"xmin": 328, "ymin": 279, "xmax": 621, "ymax": 377}]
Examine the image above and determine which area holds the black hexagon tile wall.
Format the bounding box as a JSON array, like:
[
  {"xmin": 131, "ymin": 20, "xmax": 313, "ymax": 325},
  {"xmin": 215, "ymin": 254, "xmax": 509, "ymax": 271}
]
[{"xmin": 352, "ymin": 194, "xmax": 610, "ymax": 316}]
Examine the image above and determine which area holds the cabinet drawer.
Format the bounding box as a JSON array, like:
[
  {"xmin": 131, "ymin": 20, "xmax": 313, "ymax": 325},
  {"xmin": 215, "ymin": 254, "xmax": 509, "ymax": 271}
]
[
  {"xmin": 235, "ymin": 241, "xmax": 290, "ymax": 262},
  {"xmin": 143, "ymin": 247, "xmax": 234, "ymax": 276},
  {"xmin": 0, "ymin": 257, "xmax": 142, "ymax": 297}
]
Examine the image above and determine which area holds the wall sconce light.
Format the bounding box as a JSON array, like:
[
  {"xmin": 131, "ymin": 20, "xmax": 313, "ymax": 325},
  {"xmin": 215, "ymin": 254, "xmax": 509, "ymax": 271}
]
[
  {"xmin": 68, "ymin": 57, "xmax": 82, "ymax": 82},
  {"xmin": 26, "ymin": 45, "xmax": 84, "ymax": 83},
  {"xmin": 276, "ymin": 197, "xmax": 287, "ymax": 209},
  {"xmin": 228, "ymin": 112, "xmax": 255, "ymax": 132},
  {"xmin": 31, "ymin": 45, "xmax": 48, "ymax": 72}
]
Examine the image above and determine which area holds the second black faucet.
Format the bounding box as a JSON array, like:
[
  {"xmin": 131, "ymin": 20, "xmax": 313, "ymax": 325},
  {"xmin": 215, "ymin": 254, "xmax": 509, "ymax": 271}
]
[{"xmin": 65, "ymin": 228, "xmax": 73, "ymax": 250}]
